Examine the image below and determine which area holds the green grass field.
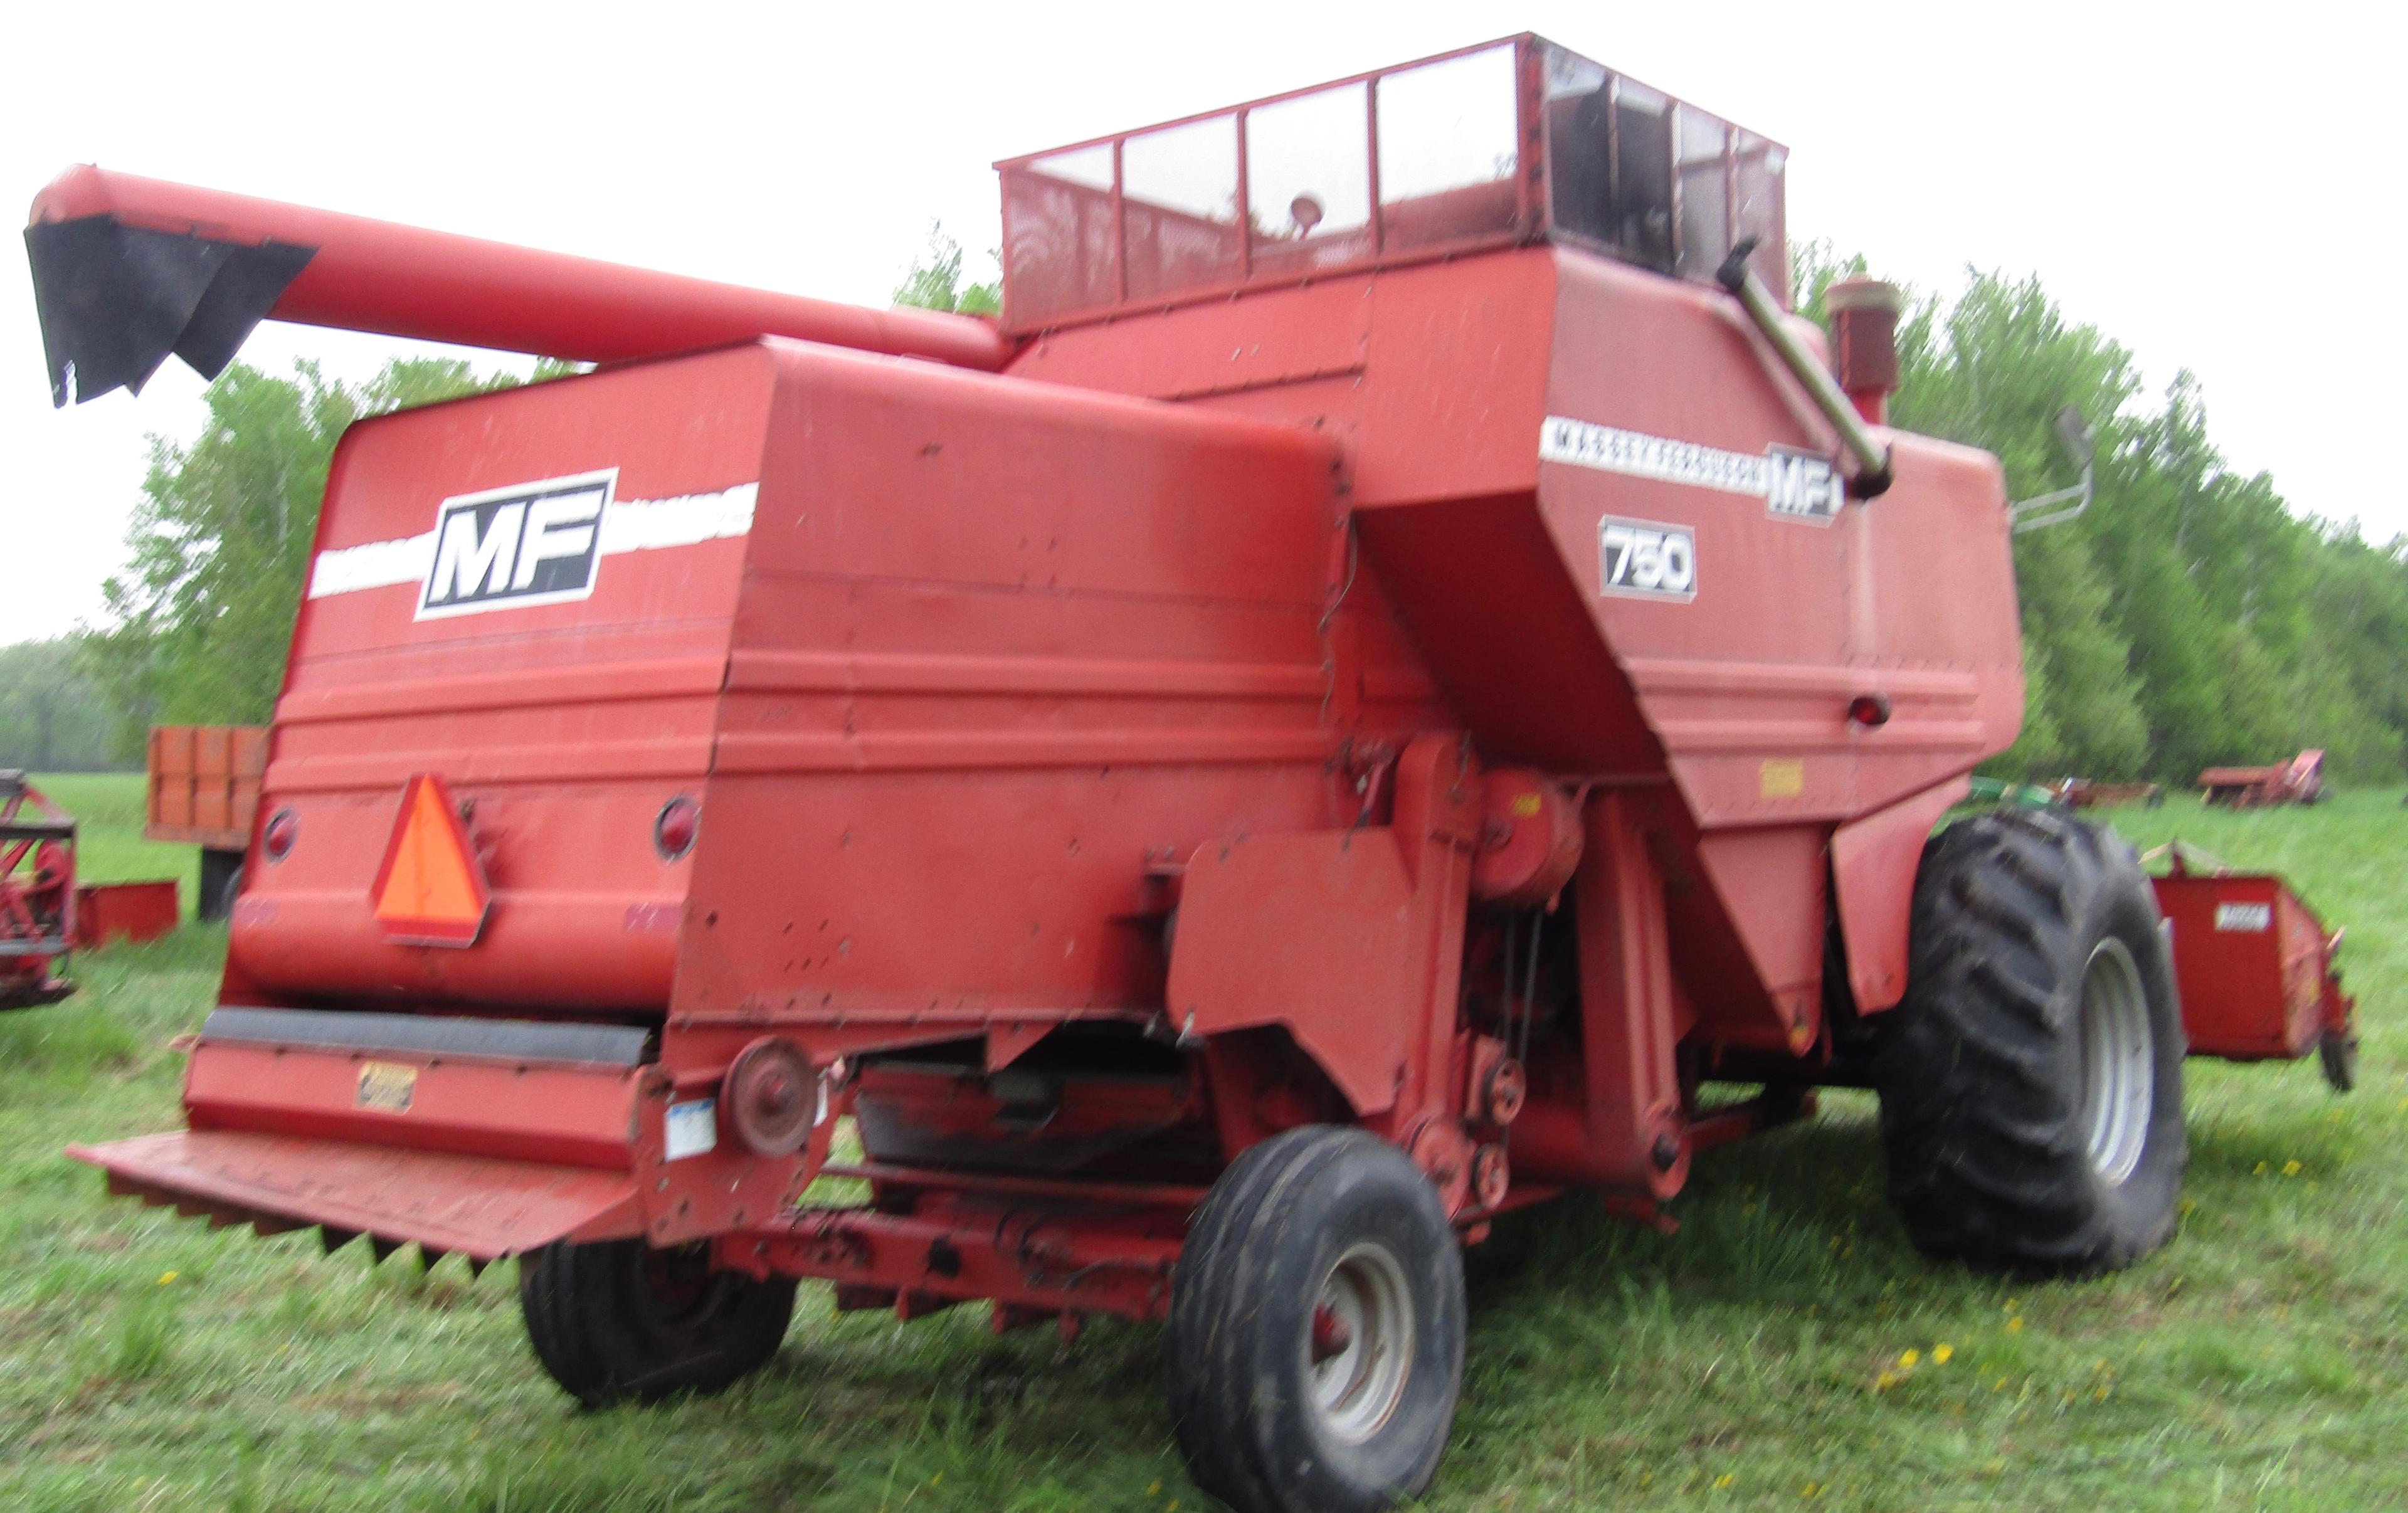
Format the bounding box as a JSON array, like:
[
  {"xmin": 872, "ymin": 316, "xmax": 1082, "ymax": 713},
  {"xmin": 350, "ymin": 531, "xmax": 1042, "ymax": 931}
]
[{"xmin": 3, "ymin": 776, "xmax": 2403, "ymax": 1511}]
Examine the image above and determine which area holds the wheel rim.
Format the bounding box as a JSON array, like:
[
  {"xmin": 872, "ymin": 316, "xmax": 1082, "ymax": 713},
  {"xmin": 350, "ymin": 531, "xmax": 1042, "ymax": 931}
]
[
  {"xmin": 639, "ymin": 1243, "xmax": 731, "ymax": 1330},
  {"xmin": 2078, "ymin": 936, "xmax": 2154, "ymax": 1185},
  {"xmin": 1306, "ymin": 1240, "xmax": 1415, "ymax": 1443}
]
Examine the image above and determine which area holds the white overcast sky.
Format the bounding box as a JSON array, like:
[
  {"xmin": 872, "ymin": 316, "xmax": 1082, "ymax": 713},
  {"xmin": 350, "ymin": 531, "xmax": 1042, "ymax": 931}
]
[{"xmin": 1, "ymin": 0, "xmax": 2399, "ymax": 645}]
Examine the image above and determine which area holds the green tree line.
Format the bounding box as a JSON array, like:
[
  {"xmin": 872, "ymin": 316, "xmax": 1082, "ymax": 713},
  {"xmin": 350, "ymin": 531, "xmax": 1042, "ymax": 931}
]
[
  {"xmin": 0, "ymin": 640, "xmax": 117, "ymax": 770},
  {"xmin": 11, "ymin": 233, "xmax": 2397, "ymax": 783}
]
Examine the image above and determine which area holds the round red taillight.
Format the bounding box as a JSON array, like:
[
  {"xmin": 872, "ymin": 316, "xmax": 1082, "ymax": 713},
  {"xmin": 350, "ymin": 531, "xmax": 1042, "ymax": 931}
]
[
  {"xmin": 1847, "ymin": 693, "xmax": 1893, "ymax": 728},
  {"xmin": 262, "ymin": 808, "xmax": 299, "ymax": 862},
  {"xmin": 653, "ymin": 796, "xmax": 700, "ymax": 861},
  {"xmin": 722, "ymin": 1036, "xmax": 819, "ymax": 1156}
]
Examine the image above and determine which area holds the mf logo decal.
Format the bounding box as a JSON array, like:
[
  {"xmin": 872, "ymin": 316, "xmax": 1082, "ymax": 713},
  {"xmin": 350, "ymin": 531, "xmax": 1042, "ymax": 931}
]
[
  {"xmin": 416, "ymin": 470, "xmax": 616, "ymax": 619},
  {"xmin": 1763, "ymin": 445, "xmax": 1843, "ymax": 523},
  {"xmin": 1598, "ymin": 515, "xmax": 1697, "ymax": 601},
  {"xmin": 1541, "ymin": 418, "xmax": 1844, "ymax": 524}
]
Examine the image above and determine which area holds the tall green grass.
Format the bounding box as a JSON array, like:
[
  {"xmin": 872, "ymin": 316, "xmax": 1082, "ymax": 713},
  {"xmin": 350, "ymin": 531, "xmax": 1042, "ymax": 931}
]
[{"xmin": 0, "ymin": 788, "xmax": 2400, "ymax": 1510}]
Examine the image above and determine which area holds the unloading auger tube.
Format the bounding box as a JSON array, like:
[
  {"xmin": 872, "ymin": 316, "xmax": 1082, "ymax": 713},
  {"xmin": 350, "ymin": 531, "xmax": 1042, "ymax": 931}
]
[{"xmin": 23, "ymin": 164, "xmax": 1016, "ymax": 407}]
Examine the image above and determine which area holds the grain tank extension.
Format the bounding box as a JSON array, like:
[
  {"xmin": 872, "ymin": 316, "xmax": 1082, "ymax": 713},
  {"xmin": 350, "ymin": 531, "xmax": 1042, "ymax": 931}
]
[{"xmin": 30, "ymin": 36, "xmax": 2353, "ymax": 1513}]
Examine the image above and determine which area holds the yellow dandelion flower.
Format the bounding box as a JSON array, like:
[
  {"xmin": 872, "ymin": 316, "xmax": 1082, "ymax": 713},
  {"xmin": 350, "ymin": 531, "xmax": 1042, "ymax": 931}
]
[
  {"xmin": 157, "ymin": 1270, "xmax": 177, "ymax": 1285},
  {"xmin": 1874, "ymin": 1371, "xmax": 1898, "ymax": 1392},
  {"xmin": 1714, "ymin": 1473, "xmax": 1736, "ymax": 1490},
  {"xmin": 1168, "ymin": 1502, "xmax": 1180, "ymax": 1513},
  {"xmin": 1932, "ymin": 1343, "xmax": 1954, "ymax": 1364},
  {"xmin": 1899, "ymin": 1348, "xmax": 1921, "ymax": 1368},
  {"xmin": 1993, "ymin": 1379, "xmax": 2007, "ymax": 1392},
  {"xmin": 2283, "ymin": 1160, "xmax": 2303, "ymax": 1177},
  {"xmin": 1147, "ymin": 1483, "xmax": 1162, "ymax": 1497},
  {"xmin": 2253, "ymin": 1161, "xmax": 2269, "ymax": 1175},
  {"xmin": 931, "ymin": 1473, "xmax": 943, "ymax": 1487},
  {"xmin": 2007, "ymin": 1317, "xmax": 2025, "ymax": 1333}
]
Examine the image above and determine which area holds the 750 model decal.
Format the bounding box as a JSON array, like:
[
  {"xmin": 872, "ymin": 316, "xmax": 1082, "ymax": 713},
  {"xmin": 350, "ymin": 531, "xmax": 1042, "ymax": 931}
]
[
  {"xmin": 1541, "ymin": 416, "xmax": 1844, "ymax": 524},
  {"xmin": 1598, "ymin": 515, "xmax": 1697, "ymax": 601}
]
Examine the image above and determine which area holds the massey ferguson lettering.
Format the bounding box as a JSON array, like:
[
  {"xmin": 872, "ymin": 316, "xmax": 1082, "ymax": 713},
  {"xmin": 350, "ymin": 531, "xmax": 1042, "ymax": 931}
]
[
  {"xmin": 416, "ymin": 471, "xmax": 616, "ymax": 618},
  {"xmin": 1541, "ymin": 418, "xmax": 1844, "ymax": 524}
]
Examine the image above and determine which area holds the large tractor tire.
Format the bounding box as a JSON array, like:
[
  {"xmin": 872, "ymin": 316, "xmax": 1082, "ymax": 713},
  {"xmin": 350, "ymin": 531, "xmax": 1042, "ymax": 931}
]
[
  {"xmin": 1877, "ymin": 806, "xmax": 2186, "ymax": 1274},
  {"xmin": 198, "ymin": 848, "xmax": 244, "ymax": 922},
  {"xmin": 519, "ymin": 1238, "xmax": 795, "ymax": 1406},
  {"xmin": 1167, "ymin": 1126, "xmax": 1465, "ymax": 1513}
]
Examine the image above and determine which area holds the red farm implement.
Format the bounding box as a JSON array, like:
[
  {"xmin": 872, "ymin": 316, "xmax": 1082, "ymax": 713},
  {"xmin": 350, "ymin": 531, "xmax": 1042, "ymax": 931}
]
[
  {"xmin": 2150, "ymin": 843, "xmax": 2358, "ymax": 1090},
  {"xmin": 2051, "ymin": 777, "xmax": 2163, "ymax": 809},
  {"xmin": 0, "ymin": 772, "xmax": 77, "ymax": 1010},
  {"xmin": 2200, "ymin": 748, "xmax": 2325, "ymax": 808},
  {"xmin": 23, "ymin": 34, "xmax": 2363, "ymax": 1512}
]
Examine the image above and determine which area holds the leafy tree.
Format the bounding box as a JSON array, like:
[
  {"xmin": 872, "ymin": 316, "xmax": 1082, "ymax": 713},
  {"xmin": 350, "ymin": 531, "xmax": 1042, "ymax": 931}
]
[
  {"xmin": 79, "ymin": 358, "xmax": 535, "ymax": 756},
  {"xmin": 892, "ymin": 224, "xmax": 1000, "ymax": 315}
]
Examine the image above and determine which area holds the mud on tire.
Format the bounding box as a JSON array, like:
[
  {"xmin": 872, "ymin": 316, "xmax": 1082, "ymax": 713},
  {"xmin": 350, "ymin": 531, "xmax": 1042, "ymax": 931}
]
[
  {"xmin": 1877, "ymin": 806, "xmax": 2187, "ymax": 1274},
  {"xmin": 1167, "ymin": 1126, "xmax": 1465, "ymax": 1513},
  {"xmin": 519, "ymin": 1238, "xmax": 796, "ymax": 1406}
]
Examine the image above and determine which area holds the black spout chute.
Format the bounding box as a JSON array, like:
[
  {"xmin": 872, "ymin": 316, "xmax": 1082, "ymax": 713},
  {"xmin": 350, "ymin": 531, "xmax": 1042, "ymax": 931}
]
[{"xmin": 23, "ymin": 216, "xmax": 314, "ymax": 406}]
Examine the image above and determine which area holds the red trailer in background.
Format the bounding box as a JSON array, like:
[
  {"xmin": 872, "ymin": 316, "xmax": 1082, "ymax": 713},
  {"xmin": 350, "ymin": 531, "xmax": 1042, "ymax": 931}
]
[
  {"xmin": 146, "ymin": 725, "xmax": 267, "ymax": 920},
  {"xmin": 24, "ymin": 36, "xmax": 2367, "ymax": 1513},
  {"xmin": 2200, "ymin": 749, "xmax": 2324, "ymax": 808}
]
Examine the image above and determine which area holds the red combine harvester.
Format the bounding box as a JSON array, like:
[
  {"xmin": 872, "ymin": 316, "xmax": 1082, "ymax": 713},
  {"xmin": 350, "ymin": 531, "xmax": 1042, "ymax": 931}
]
[
  {"xmin": 2200, "ymin": 748, "xmax": 2325, "ymax": 808},
  {"xmin": 23, "ymin": 37, "xmax": 2360, "ymax": 1510}
]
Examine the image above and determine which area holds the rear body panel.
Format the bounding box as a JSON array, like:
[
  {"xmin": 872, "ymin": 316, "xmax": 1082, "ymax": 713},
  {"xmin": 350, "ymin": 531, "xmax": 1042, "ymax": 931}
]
[{"xmin": 228, "ymin": 347, "xmax": 770, "ymax": 1011}]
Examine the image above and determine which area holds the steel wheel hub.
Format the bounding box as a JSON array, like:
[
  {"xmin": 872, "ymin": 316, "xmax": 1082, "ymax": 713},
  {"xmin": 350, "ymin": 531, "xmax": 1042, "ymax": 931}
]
[
  {"xmin": 1307, "ymin": 1240, "xmax": 1414, "ymax": 1442},
  {"xmin": 2078, "ymin": 936, "xmax": 2154, "ymax": 1186}
]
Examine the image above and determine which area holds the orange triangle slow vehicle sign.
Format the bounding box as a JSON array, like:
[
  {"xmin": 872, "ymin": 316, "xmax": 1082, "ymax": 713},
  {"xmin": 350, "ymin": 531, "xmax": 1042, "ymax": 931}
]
[{"xmin": 369, "ymin": 774, "xmax": 491, "ymax": 947}]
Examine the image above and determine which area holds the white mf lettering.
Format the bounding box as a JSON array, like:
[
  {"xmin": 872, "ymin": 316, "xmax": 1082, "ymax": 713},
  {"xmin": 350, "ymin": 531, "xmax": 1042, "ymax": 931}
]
[
  {"xmin": 1764, "ymin": 446, "xmax": 1844, "ymax": 522},
  {"xmin": 428, "ymin": 501, "xmax": 525, "ymax": 604},
  {"xmin": 416, "ymin": 471, "xmax": 616, "ymax": 619},
  {"xmin": 1598, "ymin": 516, "xmax": 1698, "ymax": 601}
]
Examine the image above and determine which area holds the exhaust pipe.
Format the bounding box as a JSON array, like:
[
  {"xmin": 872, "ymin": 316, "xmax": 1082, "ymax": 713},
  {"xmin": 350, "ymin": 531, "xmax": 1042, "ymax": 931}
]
[
  {"xmin": 1715, "ymin": 239, "xmax": 1893, "ymax": 498},
  {"xmin": 24, "ymin": 165, "xmax": 1017, "ymax": 407}
]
